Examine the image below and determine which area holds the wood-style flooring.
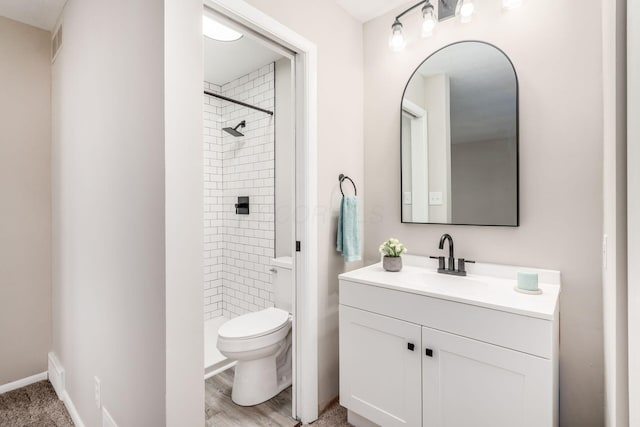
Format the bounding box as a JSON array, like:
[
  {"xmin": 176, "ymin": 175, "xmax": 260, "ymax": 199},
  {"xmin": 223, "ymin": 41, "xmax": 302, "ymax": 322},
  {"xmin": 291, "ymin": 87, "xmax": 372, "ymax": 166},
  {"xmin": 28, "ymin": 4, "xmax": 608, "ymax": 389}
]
[{"xmin": 205, "ymin": 368, "xmax": 299, "ymax": 427}]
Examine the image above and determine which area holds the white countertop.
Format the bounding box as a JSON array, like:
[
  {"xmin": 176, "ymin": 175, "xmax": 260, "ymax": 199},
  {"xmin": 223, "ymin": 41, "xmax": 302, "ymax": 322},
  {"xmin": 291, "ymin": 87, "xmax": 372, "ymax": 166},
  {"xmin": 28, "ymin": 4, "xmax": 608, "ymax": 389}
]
[{"xmin": 339, "ymin": 256, "xmax": 561, "ymax": 320}]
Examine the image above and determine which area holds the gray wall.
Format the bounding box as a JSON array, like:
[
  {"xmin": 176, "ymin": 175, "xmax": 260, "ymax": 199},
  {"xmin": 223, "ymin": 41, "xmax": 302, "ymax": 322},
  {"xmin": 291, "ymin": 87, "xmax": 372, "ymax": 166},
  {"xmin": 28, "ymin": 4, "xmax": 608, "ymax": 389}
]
[
  {"xmin": 244, "ymin": 0, "xmax": 365, "ymax": 410},
  {"xmin": 51, "ymin": 0, "xmax": 167, "ymax": 425},
  {"xmin": 451, "ymin": 139, "xmax": 517, "ymax": 225},
  {"xmin": 363, "ymin": 1, "xmax": 604, "ymax": 425},
  {"xmin": 0, "ymin": 16, "xmax": 51, "ymax": 386}
]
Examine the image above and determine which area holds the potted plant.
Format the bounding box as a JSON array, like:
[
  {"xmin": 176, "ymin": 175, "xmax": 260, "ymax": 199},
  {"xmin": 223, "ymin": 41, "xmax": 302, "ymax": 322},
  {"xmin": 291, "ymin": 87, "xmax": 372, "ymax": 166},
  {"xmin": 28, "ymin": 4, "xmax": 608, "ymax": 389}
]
[{"xmin": 379, "ymin": 238, "xmax": 407, "ymax": 272}]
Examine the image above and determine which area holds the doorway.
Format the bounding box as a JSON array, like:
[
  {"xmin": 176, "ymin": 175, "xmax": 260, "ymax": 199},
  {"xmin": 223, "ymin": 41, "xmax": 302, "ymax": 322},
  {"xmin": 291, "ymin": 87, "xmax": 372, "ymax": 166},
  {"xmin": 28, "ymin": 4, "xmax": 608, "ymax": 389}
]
[{"xmin": 201, "ymin": 1, "xmax": 319, "ymax": 423}]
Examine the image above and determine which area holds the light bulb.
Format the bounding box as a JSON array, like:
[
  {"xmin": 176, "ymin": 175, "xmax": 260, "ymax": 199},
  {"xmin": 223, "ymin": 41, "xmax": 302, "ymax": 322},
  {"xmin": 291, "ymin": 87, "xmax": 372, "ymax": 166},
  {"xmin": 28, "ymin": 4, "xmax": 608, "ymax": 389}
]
[
  {"xmin": 421, "ymin": 5, "xmax": 436, "ymax": 38},
  {"xmin": 503, "ymin": 0, "xmax": 523, "ymax": 9},
  {"xmin": 389, "ymin": 22, "xmax": 406, "ymax": 52},
  {"xmin": 459, "ymin": 0, "xmax": 475, "ymax": 23}
]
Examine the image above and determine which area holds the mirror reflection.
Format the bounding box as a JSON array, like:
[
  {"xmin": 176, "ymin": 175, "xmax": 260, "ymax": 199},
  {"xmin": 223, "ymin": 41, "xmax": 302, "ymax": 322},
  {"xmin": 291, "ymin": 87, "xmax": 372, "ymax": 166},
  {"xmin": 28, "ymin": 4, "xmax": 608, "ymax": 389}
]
[{"xmin": 401, "ymin": 41, "xmax": 518, "ymax": 226}]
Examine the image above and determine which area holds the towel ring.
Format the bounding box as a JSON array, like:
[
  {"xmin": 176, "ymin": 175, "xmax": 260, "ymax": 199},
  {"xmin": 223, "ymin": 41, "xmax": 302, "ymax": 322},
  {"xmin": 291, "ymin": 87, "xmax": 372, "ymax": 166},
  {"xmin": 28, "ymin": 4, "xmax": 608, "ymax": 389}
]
[{"xmin": 339, "ymin": 174, "xmax": 357, "ymax": 196}]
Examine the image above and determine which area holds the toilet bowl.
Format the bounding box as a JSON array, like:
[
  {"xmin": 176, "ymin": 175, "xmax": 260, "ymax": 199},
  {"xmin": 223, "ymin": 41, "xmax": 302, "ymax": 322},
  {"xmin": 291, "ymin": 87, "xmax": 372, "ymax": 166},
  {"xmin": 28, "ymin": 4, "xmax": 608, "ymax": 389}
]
[{"xmin": 217, "ymin": 307, "xmax": 292, "ymax": 406}]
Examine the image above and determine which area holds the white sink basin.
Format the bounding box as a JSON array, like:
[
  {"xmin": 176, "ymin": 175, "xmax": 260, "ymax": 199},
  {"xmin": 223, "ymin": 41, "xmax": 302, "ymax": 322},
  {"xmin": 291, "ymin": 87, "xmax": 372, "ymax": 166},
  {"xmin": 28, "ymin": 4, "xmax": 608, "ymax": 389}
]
[{"xmin": 420, "ymin": 270, "xmax": 488, "ymax": 290}]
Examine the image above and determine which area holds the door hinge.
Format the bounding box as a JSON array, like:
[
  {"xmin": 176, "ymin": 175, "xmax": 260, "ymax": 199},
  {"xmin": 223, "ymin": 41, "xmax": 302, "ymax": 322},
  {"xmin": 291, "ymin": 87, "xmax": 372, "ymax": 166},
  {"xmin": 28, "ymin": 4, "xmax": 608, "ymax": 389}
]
[{"xmin": 296, "ymin": 241, "xmax": 301, "ymax": 252}]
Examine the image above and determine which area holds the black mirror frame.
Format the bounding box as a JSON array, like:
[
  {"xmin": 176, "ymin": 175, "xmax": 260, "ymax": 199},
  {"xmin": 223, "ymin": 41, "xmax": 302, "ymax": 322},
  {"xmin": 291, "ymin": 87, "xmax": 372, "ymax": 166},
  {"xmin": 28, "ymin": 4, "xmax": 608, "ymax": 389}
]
[{"xmin": 400, "ymin": 40, "xmax": 520, "ymax": 227}]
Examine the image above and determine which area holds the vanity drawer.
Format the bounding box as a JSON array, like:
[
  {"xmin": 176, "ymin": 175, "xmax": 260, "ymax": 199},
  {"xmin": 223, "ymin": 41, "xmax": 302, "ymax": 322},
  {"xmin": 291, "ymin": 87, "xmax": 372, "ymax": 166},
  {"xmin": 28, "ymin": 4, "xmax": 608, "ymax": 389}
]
[{"xmin": 340, "ymin": 279, "xmax": 555, "ymax": 359}]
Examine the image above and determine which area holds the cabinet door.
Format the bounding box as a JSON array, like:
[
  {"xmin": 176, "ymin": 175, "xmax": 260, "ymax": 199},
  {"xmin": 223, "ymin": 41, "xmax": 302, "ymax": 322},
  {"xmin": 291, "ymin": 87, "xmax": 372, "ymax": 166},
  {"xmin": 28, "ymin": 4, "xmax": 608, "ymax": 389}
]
[
  {"xmin": 340, "ymin": 305, "xmax": 422, "ymax": 427},
  {"xmin": 422, "ymin": 326, "xmax": 552, "ymax": 427}
]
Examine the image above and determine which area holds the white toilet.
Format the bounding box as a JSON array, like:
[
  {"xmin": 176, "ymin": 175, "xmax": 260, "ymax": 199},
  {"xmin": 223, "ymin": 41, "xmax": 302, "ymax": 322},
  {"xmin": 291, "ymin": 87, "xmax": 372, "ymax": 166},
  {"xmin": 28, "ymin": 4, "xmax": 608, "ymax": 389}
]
[{"xmin": 216, "ymin": 256, "xmax": 293, "ymax": 406}]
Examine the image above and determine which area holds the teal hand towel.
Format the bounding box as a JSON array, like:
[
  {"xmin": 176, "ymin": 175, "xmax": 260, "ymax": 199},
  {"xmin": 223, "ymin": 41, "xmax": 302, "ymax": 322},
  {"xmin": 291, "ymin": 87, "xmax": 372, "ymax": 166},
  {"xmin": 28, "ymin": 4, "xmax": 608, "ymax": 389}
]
[{"xmin": 337, "ymin": 196, "xmax": 361, "ymax": 262}]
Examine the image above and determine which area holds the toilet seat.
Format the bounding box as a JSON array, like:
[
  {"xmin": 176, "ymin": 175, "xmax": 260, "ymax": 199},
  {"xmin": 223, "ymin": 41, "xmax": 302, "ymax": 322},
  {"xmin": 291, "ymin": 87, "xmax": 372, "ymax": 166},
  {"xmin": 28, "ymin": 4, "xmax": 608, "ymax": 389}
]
[{"xmin": 218, "ymin": 307, "xmax": 290, "ymax": 340}]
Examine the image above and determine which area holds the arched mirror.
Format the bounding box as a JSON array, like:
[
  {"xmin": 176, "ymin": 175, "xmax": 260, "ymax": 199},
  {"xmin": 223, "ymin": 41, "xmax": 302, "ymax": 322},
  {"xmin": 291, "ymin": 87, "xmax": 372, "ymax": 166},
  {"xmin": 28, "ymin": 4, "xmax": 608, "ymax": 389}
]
[{"xmin": 401, "ymin": 41, "xmax": 519, "ymax": 226}]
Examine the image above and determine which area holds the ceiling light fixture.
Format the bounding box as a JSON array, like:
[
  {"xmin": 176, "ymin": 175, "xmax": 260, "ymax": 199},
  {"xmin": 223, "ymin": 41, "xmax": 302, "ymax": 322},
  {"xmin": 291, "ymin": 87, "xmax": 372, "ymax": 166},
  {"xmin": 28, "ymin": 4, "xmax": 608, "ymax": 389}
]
[{"xmin": 203, "ymin": 15, "xmax": 243, "ymax": 42}]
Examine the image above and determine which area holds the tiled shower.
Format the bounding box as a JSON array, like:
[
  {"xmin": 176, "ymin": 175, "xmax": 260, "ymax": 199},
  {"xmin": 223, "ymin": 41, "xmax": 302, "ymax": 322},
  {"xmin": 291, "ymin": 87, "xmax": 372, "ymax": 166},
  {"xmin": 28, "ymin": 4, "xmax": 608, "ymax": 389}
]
[{"xmin": 203, "ymin": 62, "xmax": 276, "ymax": 322}]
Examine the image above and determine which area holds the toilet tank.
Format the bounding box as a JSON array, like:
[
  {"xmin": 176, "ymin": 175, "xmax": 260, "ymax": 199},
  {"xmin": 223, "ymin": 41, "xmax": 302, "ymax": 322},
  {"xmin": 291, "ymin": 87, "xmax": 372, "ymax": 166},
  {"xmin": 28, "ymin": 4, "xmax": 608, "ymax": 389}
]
[{"xmin": 271, "ymin": 256, "xmax": 293, "ymax": 313}]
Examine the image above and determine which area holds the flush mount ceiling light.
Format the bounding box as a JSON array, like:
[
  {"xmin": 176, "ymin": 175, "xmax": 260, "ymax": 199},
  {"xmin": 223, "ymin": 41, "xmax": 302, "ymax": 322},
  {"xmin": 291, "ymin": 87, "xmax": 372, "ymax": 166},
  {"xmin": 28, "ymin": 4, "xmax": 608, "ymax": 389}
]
[{"xmin": 203, "ymin": 15, "xmax": 243, "ymax": 42}]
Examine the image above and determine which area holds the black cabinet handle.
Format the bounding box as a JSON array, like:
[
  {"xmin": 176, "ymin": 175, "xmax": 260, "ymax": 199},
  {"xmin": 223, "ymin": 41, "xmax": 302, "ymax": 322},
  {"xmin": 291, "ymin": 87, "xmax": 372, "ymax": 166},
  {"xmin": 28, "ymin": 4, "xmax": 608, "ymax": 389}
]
[
  {"xmin": 407, "ymin": 343, "xmax": 415, "ymax": 351},
  {"xmin": 425, "ymin": 348, "xmax": 433, "ymax": 357}
]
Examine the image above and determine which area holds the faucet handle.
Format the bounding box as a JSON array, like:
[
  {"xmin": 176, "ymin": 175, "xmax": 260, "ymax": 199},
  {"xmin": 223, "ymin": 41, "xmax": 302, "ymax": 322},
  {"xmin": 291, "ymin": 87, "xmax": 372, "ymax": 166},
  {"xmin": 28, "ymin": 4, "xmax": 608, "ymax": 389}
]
[
  {"xmin": 429, "ymin": 255, "xmax": 446, "ymax": 271},
  {"xmin": 457, "ymin": 258, "xmax": 475, "ymax": 274}
]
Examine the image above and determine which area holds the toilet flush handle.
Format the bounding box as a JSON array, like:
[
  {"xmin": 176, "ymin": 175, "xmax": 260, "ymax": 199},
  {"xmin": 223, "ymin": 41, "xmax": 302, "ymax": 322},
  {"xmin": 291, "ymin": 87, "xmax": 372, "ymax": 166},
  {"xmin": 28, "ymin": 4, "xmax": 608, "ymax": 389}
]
[{"xmin": 269, "ymin": 268, "xmax": 278, "ymax": 273}]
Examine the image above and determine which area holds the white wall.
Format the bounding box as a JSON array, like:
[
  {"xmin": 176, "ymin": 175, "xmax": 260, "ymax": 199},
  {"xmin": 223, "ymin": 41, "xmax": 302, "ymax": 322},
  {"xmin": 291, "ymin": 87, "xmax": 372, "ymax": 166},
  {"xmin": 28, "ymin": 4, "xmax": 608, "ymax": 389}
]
[
  {"xmin": 423, "ymin": 74, "xmax": 451, "ymax": 222},
  {"xmin": 363, "ymin": 1, "xmax": 604, "ymax": 425},
  {"xmin": 164, "ymin": 0, "xmax": 204, "ymax": 425},
  {"xmin": 51, "ymin": 0, "xmax": 166, "ymax": 425},
  {"xmin": 243, "ymin": 0, "xmax": 364, "ymax": 410},
  {"xmin": 275, "ymin": 57, "xmax": 294, "ymax": 258},
  {"xmin": 0, "ymin": 15, "xmax": 51, "ymax": 386}
]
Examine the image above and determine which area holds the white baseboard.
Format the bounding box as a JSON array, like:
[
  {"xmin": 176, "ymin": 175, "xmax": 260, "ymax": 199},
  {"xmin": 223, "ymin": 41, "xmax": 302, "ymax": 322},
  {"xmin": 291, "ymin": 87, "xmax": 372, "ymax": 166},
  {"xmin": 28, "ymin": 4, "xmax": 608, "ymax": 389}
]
[
  {"xmin": 48, "ymin": 352, "xmax": 87, "ymax": 427},
  {"xmin": 48, "ymin": 352, "xmax": 65, "ymax": 399},
  {"xmin": 204, "ymin": 360, "xmax": 236, "ymax": 380},
  {"xmin": 102, "ymin": 407, "xmax": 119, "ymax": 427},
  {"xmin": 0, "ymin": 371, "xmax": 48, "ymax": 395},
  {"xmin": 62, "ymin": 390, "xmax": 87, "ymax": 427}
]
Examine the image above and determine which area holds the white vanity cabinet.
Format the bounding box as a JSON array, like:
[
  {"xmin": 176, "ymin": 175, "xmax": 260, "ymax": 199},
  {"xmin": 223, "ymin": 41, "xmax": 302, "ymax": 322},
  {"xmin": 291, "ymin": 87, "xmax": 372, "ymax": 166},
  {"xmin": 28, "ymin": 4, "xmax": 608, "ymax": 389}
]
[
  {"xmin": 340, "ymin": 306, "xmax": 422, "ymax": 427},
  {"xmin": 339, "ymin": 256, "xmax": 560, "ymax": 427}
]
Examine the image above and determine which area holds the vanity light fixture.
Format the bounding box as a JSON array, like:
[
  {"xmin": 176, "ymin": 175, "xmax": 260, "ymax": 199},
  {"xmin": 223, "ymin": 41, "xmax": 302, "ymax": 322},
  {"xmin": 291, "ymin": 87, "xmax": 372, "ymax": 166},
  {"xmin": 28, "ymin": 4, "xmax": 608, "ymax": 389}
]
[
  {"xmin": 502, "ymin": 0, "xmax": 523, "ymax": 9},
  {"xmin": 458, "ymin": 0, "xmax": 475, "ymax": 23},
  {"xmin": 389, "ymin": 0, "xmax": 435, "ymax": 51},
  {"xmin": 203, "ymin": 15, "xmax": 243, "ymax": 42},
  {"xmin": 390, "ymin": 0, "xmax": 483, "ymax": 51},
  {"xmin": 389, "ymin": 21, "xmax": 406, "ymax": 51},
  {"xmin": 421, "ymin": 2, "xmax": 437, "ymax": 37}
]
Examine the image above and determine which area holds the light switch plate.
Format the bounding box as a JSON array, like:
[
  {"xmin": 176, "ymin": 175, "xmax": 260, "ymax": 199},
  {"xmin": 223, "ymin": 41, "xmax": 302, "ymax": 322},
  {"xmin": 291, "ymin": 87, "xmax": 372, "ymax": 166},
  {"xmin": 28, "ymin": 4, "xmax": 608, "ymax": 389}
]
[
  {"xmin": 429, "ymin": 192, "xmax": 443, "ymax": 205},
  {"xmin": 404, "ymin": 192, "xmax": 412, "ymax": 204}
]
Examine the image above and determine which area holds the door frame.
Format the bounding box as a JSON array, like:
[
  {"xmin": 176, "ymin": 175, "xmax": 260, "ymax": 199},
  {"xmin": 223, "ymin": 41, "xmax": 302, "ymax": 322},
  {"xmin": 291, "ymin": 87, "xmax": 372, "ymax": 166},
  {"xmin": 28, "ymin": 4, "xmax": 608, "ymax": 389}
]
[
  {"xmin": 401, "ymin": 99, "xmax": 428, "ymax": 223},
  {"xmin": 202, "ymin": 0, "xmax": 319, "ymax": 422},
  {"xmin": 627, "ymin": 0, "xmax": 639, "ymax": 424}
]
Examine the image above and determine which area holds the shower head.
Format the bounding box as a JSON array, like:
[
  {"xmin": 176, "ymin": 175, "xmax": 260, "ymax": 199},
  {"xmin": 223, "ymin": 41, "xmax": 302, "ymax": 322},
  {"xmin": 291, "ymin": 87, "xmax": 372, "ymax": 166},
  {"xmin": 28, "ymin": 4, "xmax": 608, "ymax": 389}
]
[{"xmin": 223, "ymin": 120, "xmax": 246, "ymax": 137}]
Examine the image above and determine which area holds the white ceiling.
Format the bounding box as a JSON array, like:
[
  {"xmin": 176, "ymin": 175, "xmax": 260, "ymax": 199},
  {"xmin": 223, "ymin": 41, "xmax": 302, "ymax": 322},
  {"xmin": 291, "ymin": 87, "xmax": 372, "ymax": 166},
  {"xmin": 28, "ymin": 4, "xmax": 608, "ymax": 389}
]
[
  {"xmin": 0, "ymin": 0, "xmax": 65, "ymax": 30},
  {"xmin": 204, "ymin": 35, "xmax": 284, "ymax": 86},
  {"xmin": 336, "ymin": 0, "xmax": 410, "ymax": 22}
]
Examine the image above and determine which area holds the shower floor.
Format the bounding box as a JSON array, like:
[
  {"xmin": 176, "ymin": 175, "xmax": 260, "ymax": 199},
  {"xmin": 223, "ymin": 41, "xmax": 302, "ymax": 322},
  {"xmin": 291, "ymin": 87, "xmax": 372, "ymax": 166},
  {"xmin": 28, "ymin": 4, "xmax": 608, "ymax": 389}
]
[{"xmin": 205, "ymin": 316, "xmax": 235, "ymax": 379}]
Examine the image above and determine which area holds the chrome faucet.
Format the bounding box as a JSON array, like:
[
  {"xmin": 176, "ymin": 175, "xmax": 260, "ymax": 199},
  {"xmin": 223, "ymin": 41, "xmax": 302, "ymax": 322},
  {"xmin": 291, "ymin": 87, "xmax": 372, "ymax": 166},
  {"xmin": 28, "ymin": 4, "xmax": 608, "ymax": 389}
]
[{"xmin": 430, "ymin": 233, "xmax": 475, "ymax": 276}]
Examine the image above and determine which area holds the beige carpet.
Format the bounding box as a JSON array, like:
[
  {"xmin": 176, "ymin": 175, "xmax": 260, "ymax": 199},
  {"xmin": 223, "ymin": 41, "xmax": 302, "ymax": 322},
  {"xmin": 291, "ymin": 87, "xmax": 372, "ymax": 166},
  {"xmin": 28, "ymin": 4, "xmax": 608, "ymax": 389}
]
[
  {"xmin": 307, "ymin": 400, "xmax": 350, "ymax": 427},
  {"xmin": 0, "ymin": 380, "xmax": 73, "ymax": 427}
]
